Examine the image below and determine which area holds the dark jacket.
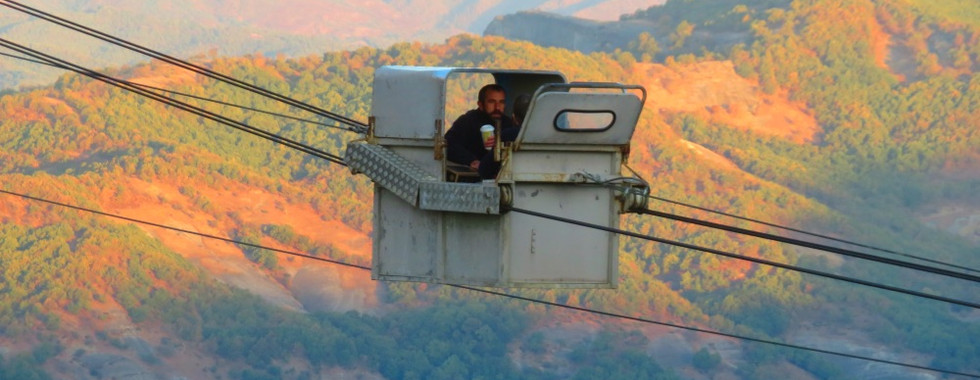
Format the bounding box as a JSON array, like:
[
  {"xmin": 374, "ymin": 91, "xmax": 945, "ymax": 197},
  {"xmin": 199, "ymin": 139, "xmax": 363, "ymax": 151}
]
[{"xmin": 445, "ymin": 109, "xmax": 515, "ymax": 165}]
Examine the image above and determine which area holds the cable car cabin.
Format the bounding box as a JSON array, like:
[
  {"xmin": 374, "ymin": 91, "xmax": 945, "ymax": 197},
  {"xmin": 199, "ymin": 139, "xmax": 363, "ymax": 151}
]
[{"xmin": 345, "ymin": 66, "xmax": 648, "ymax": 288}]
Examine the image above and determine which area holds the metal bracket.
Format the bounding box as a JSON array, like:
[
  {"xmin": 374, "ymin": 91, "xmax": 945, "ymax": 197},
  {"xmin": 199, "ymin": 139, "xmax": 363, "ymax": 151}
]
[
  {"xmin": 433, "ymin": 119, "xmax": 445, "ymax": 161},
  {"xmin": 573, "ymin": 171, "xmax": 650, "ymax": 213}
]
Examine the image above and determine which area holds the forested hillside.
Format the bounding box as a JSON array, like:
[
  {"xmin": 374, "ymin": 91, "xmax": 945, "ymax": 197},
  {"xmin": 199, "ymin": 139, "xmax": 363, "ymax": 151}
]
[{"xmin": 1, "ymin": 0, "xmax": 979, "ymax": 379}]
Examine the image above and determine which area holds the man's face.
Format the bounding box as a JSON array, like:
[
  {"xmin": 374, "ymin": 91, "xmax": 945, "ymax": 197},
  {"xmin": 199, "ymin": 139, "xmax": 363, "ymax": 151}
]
[{"xmin": 479, "ymin": 90, "xmax": 506, "ymax": 119}]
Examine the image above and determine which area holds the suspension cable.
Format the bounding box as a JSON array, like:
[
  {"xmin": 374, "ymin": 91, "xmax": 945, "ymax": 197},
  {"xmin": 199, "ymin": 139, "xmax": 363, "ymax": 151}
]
[
  {"xmin": 647, "ymin": 194, "xmax": 980, "ymax": 274},
  {"xmin": 1, "ymin": 187, "xmax": 976, "ymax": 379},
  {"xmin": 454, "ymin": 285, "xmax": 980, "ymax": 379},
  {"xmin": 0, "ymin": 188, "xmax": 367, "ymax": 270},
  {"xmin": 638, "ymin": 208, "xmax": 980, "ymax": 284},
  {"xmin": 507, "ymin": 206, "xmax": 980, "ymax": 310},
  {"xmin": 0, "ymin": 48, "xmax": 359, "ymax": 133},
  {"xmin": 130, "ymin": 81, "xmax": 358, "ymax": 133},
  {"xmin": 0, "ymin": 0, "xmax": 369, "ymax": 133},
  {"xmin": 0, "ymin": 38, "xmax": 347, "ymax": 166},
  {"xmin": 576, "ymin": 173, "xmax": 980, "ymax": 282},
  {"xmin": 0, "ymin": 49, "xmax": 53, "ymax": 66}
]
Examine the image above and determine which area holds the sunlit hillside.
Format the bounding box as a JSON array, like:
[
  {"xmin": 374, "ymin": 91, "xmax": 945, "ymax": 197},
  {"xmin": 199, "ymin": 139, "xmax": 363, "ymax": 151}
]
[{"xmin": 1, "ymin": 0, "xmax": 979, "ymax": 379}]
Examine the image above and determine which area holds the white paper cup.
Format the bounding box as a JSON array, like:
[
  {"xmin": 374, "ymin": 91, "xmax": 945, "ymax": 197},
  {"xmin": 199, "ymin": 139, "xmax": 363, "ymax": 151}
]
[{"xmin": 480, "ymin": 124, "xmax": 494, "ymax": 150}]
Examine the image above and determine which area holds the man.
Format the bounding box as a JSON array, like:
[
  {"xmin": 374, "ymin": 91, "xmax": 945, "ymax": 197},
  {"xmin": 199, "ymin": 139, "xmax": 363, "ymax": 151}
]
[
  {"xmin": 445, "ymin": 84, "xmax": 516, "ymax": 170},
  {"xmin": 478, "ymin": 93, "xmax": 531, "ymax": 179}
]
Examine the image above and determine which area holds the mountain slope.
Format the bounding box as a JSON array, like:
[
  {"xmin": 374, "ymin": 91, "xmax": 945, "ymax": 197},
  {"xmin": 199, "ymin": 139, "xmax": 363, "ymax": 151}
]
[
  {"xmin": 2, "ymin": 0, "xmax": 980, "ymax": 378},
  {"xmin": 0, "ymin": 0, "xmax": 665, "ymax": 89}
]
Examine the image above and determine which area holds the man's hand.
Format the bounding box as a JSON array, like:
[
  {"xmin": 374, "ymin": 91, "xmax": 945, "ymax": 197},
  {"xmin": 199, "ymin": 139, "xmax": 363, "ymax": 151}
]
[
  {"xmin": 469, "ymin": 160, "xmax": 480, "ymax": 170},
  {"xmin": 483, "ymin": 135, "xmax": 495, "ymax": 149}
]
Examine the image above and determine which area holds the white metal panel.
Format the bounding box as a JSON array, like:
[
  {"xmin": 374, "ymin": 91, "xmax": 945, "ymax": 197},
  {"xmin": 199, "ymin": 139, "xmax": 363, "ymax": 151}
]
[
  {"xmin": 371, "ymin": 66, "xmax": 452, "ymax": 139},
  {"xmin": 443, "ymin": 213, "xmax": 502, "ymax": 284},
  {"xmin": 505, "ymin": 185, "xmax": 617, "ymax": 286},
  {"xmin": 502, "ymin": 150, "xmax": 622, "ymax": 181},
  {"xmin": 372, "ymin": 188, "xmax": 441, "ymax": 282},
  {"xmin": 516, "ymin": 91, "xmax": 643, "ymax": 146}
]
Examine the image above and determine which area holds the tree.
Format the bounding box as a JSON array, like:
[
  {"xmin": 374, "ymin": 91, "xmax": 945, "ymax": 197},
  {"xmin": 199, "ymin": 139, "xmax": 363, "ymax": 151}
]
[
  {"xmin": 670, "ymin": 20, "xmax": 695, "ymax": 49},
  {"xmin": 692, "ymin": 347, "xmax": 722, "ymax": 371},
  {"xmin": 629, "ymin": 32, "xmax": 661, "ymax": 62}
]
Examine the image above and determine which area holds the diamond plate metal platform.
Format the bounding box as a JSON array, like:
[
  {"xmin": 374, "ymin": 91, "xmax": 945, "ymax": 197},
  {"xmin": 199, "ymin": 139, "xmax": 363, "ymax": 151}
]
[
  {"xmin": 346, "ymin": 142, "xmax": 501, "ymax": 214},
  {"xmin": 419, "ymin": 181, "xmax": 499, "ymax": 214}
]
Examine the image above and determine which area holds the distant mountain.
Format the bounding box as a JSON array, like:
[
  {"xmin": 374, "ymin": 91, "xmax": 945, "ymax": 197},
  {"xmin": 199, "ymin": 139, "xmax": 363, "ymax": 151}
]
[
  {"xmin": 484, "ymin": 10, "xmax": 658, "ymax": 53},
  {"xmin": 485, "ymin": 0, "xmax": 776, "ymax": 57},
  {"xmin": 0, "ymin": 0, "xmax": 664, "ymax": 89}
]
